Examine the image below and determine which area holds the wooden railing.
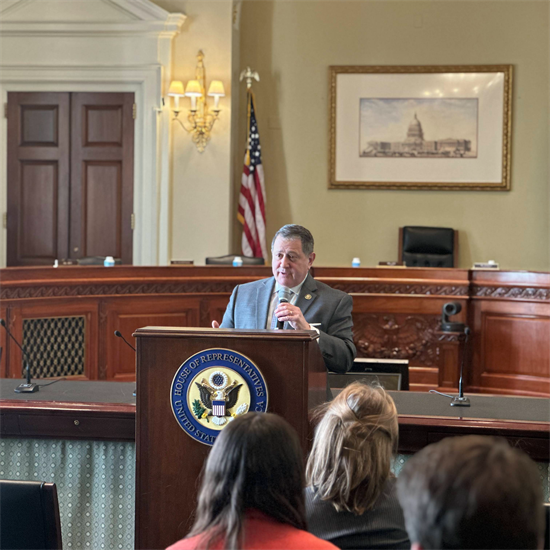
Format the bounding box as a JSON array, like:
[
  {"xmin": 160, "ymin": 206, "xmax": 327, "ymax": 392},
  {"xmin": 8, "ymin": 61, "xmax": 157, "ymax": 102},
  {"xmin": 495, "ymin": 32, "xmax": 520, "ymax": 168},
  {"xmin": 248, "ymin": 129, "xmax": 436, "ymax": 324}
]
[{"xmin": 1, "ymin": 265, "xmax": 548, "ymax": 396}]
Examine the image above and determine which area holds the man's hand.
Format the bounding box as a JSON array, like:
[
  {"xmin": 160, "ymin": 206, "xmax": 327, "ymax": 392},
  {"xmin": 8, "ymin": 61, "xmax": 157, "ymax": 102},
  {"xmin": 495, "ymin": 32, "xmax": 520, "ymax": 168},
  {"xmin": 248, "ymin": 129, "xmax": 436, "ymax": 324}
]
[
  {"xmin": 274, "ymin": 303, "xmax": 311, "ymax": 330},
  {"xmin": 212, "ymin": 320, "xmax": 220, "ymax": 329}
]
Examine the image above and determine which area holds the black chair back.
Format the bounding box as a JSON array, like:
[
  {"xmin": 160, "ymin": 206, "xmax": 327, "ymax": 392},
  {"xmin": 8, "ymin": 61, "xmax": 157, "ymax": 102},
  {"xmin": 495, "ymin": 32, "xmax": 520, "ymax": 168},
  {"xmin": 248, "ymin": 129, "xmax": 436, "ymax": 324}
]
[
  {"xmin": 205, "ymin": 254, "xmax": 264, "ymax": 265},
  {"xmin": 400, "ymin": 226, "xmax": 457, "ymax": 268},
  {"xmin": 0, "ymin": 480, "xmax": 62, "ymax": 549}
]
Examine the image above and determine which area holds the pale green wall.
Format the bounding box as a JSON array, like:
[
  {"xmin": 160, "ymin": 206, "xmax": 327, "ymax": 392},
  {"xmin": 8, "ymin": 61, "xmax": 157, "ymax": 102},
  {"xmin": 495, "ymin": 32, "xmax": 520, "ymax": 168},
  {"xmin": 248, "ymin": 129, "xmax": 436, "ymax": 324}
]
[{"xmin": 235, "ymin": 0, "xmax": 549, "ymax": 270}]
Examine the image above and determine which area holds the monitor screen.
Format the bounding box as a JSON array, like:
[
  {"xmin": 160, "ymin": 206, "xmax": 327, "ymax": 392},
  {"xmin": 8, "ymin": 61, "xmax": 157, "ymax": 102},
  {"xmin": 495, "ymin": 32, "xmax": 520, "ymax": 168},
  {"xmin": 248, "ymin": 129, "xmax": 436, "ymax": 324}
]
[{"xmin": 328, "ymin": 358, "xmax": 409, "ymax": 396}]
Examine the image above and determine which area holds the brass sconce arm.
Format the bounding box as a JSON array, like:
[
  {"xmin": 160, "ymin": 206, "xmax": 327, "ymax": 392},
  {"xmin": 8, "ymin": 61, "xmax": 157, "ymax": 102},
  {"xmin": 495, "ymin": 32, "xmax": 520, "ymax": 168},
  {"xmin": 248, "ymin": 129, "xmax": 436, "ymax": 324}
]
[{"xmin": 168, "ymin": 50, "xmax": 225, "ymax": 153}]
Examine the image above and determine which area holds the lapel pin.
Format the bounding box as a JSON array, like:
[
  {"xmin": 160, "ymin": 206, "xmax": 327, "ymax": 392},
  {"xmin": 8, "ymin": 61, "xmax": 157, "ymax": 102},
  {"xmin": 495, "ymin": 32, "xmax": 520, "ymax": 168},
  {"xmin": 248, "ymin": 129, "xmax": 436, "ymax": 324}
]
[{"xmin": 305, "ymin": 294, "xmax": 312, "ymax": 300}]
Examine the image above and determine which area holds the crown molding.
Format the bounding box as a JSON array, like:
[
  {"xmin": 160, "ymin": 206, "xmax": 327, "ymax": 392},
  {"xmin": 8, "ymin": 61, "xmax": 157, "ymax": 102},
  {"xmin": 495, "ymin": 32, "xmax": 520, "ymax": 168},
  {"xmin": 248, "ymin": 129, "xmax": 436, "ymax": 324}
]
[{"xmin": 0, "ymin": 0, "xmax": 185, "ymax": 37}]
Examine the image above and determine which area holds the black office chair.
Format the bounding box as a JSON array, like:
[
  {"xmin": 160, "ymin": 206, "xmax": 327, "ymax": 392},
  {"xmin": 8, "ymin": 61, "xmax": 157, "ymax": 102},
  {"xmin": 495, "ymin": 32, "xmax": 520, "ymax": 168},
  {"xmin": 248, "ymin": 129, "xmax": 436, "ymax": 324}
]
[
  {"xmin": 399, "ymin": 226, "xmax": 458, "ymax": 268},
  {"xmin": 0, "ymin": 480, "xmax": 63, "ymax": 549},
  {"xmin": 205, "ymin": 254, "xmax": 264, "ymax": 265}
]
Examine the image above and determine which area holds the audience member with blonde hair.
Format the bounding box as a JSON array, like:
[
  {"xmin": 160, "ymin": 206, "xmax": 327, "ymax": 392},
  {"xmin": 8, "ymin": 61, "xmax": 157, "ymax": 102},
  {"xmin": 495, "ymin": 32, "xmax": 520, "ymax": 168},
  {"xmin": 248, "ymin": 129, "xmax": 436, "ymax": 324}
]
[
  {"xmin": 167, "ymin": 412, "xmax": 337, "ymax": 550},
  {"xmin": 305, "ymin": 382, "xmax": 409, "ymax": 549}
]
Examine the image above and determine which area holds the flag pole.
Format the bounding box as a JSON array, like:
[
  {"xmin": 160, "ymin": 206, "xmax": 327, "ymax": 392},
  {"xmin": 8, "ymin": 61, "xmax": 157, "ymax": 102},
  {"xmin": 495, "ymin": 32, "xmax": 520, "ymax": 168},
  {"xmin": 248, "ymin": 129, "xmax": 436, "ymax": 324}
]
[{"xmin": 238, "ymin": 67, "xmax": 267, "ymax": 261}]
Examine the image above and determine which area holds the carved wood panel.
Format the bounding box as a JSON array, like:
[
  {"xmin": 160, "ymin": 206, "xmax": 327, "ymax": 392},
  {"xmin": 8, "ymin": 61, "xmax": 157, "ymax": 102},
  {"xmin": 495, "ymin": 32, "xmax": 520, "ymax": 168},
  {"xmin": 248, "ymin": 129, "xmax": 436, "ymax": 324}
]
[{"xmin": 352, "ymin": 313, "xmax": 441, "ymax": 366}]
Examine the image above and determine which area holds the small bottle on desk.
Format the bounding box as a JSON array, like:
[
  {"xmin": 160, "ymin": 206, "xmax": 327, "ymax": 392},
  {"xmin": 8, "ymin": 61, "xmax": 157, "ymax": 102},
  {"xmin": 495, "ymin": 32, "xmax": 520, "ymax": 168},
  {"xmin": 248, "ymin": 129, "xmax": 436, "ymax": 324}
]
[
  {"xmin": 352, "ymin": 257, "xmax": 361, "ymax": 268},
  {"xmin": 233, "ymin": 256, "xmax": 243, "ymax": 267},
  {"xmin": 104, "ymin": 256, "xmax": 115, "ymax": 267}
]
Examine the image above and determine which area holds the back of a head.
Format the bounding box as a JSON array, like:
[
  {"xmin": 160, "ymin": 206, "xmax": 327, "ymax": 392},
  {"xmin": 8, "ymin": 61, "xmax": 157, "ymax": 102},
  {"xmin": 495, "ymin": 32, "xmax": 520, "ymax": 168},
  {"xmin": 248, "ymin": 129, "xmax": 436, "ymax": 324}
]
[
  {"xmin": 190, "ymin": 412, "xmax": 306, "ymax": 549},
  {"xmin": 396, "ymin": 435, "xmax": 544, "ymax": 549},
  {"xmin": 306, "ymin": 382, "xmax": 398, "ymax": 514}
]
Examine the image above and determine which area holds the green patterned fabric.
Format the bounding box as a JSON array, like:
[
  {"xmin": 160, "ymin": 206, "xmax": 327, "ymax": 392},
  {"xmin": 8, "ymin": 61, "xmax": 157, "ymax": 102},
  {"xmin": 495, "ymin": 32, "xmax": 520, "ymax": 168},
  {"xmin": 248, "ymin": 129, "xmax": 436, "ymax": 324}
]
[
  {"xmin": 0, "ymin": 438, "xmax": 135, "ymax": 550},
  {"xmin": 0, "ymin": 439, "xmax": 547, "ymax": 549}
]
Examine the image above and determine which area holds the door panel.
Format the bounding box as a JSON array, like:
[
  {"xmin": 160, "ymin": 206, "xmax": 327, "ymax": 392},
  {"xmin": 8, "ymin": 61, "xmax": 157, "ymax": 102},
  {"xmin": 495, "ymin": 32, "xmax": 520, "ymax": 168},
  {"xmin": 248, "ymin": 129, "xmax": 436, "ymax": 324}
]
[
  {"xmin": 71, "ymin": 93, "xmax": 134, "ymax": 264},
  {"xmin": 20, "ymin": 162, "xmax": 58, "ymax": 258},
  {"xmin": 7, "ymin": 92, "xmax": 70, "ymax": 266},
  {"xmin": 84, "ymin": 162, "xmax": 122, "ymax": 256}
]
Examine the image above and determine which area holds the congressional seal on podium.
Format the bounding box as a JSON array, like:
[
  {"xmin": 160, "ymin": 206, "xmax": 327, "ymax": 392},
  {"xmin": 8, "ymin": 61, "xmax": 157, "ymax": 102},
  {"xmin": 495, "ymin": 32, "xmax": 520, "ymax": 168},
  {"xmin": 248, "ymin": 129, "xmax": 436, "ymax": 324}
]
[{"xmin": 170, "ymin": 348, "xmax": 269, "ymax": 445}]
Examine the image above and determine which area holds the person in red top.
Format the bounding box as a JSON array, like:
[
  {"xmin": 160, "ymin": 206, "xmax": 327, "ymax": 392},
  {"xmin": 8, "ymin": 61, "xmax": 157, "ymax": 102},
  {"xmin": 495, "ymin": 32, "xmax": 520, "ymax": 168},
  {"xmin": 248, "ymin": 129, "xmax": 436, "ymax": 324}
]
[{"xmin": 166, "ymin": 412, "xmax": 337, "ymax": 550}]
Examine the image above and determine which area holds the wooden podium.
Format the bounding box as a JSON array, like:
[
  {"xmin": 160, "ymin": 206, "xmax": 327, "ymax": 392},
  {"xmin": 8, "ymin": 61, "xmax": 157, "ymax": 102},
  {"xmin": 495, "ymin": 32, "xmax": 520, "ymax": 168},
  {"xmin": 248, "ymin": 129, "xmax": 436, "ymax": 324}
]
[{"xmin": 133, "ymin": 326, "xmax": 327, "ymax": 550}]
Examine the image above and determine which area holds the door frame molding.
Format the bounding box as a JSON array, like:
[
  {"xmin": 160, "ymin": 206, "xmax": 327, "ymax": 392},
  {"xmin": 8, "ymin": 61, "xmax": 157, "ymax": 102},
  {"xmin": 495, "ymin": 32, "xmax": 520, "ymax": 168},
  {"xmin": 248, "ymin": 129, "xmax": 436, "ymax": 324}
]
[{"xmin": 0, "ymin": 1, "xmax": 185, "ymax": 266}]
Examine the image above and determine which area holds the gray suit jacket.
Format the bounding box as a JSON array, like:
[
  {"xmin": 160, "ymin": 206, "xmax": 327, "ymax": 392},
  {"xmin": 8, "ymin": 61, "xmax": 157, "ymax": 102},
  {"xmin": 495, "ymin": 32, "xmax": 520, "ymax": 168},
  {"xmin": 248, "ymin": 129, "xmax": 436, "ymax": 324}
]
[{"xmin": 220, "ymin": 273, "xmax": 356, "ymax": 373}]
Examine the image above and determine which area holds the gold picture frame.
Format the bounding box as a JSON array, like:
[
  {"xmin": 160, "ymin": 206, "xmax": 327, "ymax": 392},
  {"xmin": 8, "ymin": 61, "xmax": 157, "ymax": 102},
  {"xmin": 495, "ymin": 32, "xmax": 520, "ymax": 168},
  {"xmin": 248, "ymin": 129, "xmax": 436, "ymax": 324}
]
[{"xmin": 329, "ymin": 65, "xmax": 512, "ymax": 191}]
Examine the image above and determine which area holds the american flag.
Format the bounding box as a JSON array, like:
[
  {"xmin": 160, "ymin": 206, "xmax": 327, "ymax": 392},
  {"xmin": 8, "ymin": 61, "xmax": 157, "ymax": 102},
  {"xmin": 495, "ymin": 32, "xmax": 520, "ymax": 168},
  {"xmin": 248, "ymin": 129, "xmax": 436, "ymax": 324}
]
[
  {"xmin": 212, "ymin": 400, "xmax": 226, "ymax": 417},
  {"xmin": 238, "ymin": 91, "xmax": 267, "ymax": 259}
]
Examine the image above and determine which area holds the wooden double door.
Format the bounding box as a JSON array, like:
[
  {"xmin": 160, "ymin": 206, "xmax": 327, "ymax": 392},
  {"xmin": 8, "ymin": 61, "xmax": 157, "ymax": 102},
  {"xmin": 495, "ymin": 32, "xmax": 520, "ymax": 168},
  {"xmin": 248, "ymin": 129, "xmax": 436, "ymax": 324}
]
[{"xmin": 7, "ymin": 92, "xmax": 135, "ymax": 266}]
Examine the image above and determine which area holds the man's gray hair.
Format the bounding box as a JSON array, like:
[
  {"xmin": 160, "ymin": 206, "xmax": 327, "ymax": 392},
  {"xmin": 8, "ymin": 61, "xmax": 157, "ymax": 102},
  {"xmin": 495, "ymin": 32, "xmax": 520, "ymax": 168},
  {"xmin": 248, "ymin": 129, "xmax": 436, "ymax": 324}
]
[{"xmin": 271, "ymin": 225, "xmax": 314, "ymax": 256}]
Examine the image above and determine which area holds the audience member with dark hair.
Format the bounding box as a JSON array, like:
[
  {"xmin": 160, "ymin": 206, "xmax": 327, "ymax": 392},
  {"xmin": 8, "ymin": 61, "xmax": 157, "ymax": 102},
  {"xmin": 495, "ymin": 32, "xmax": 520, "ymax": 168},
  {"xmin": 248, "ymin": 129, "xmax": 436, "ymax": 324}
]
[
  {"xmin": 305, "ymin": 382, "xmax": 409, "ymax": 549},
  {"xmin": 396, "ymin": 435, "xmax": 545, "ymax": 550},
  {"xmin": 167, "ymin": 412, "xmax": 337, "ymax": 550}
]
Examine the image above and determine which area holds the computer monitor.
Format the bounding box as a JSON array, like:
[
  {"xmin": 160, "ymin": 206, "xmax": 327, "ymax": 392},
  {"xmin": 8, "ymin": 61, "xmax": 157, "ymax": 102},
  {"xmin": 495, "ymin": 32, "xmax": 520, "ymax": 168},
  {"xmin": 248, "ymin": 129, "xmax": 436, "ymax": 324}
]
[{"xmin": 328, "ymin": 358, "xmax": 409, "ymax": 397}]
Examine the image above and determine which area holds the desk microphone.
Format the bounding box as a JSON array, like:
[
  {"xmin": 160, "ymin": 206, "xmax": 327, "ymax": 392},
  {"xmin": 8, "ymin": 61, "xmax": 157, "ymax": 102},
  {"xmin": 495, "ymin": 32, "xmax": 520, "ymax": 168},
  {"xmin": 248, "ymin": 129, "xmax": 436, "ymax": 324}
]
[
  {"xmin": 114, "ymin": 330, "xmax": 137, "ymax": 397},
  {"xmin": 0, "ymin": 318, "xmax": 39, "ymax": 393},
  {"xmin": 114, "ymin": 330, "xmax": 136, "ymax": 352},
  {"xmin": 276, "ymin": 288, "xmax": 292, "ymax": 330},
  {"xmin": 430, "ymin": 302, "xmax": 471, "ymax": 407},
  {"xmin": 451, "ymin": 327, "xmax": 471, "ymax": 407}
]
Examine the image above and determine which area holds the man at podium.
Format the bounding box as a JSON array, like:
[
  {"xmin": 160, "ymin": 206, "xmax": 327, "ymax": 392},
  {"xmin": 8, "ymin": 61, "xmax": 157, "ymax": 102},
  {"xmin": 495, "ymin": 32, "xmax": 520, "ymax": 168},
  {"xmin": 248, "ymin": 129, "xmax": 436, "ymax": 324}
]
[{"xmin": 212, "ymin": 225, "xmax": 356, "ymax": 373}]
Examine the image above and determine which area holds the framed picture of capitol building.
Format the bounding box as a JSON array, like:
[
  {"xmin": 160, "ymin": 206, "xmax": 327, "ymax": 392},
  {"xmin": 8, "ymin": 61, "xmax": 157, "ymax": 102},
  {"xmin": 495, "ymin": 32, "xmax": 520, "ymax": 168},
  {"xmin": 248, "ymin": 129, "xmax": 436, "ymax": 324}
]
[{"xmin": 329, "ymin": 65, "xmax": 512, "ymax": 190}]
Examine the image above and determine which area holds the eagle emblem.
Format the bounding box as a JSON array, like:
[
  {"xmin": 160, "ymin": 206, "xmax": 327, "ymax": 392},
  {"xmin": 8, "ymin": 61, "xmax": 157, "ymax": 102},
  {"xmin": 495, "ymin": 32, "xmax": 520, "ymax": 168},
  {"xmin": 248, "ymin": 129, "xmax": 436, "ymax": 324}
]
[{"xmin": 192, "ymin": 370, "xmax": 247, "ymax": 426}]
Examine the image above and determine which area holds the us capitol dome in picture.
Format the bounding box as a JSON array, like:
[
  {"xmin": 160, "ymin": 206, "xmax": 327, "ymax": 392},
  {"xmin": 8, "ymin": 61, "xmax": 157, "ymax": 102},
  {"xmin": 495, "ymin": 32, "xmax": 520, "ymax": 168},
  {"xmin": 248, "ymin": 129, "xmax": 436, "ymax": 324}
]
[{"xmin": 362, "ymin": 113, "xmax": 473, "ymax": 158}]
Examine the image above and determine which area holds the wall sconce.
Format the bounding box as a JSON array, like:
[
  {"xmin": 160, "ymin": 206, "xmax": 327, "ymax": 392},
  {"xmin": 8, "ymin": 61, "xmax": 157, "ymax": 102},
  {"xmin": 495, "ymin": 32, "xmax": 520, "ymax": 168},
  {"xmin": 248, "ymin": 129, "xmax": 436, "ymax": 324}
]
[{"xmin": 168, "ymin": 50, "xmax": 225, "ymax": 153}]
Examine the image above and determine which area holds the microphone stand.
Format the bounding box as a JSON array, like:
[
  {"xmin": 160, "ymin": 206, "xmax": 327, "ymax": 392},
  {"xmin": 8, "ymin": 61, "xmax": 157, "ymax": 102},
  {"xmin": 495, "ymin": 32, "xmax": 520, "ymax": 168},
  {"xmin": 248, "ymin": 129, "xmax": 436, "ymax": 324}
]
[
  {"xmin": 0, "ymin": 318, "xmax": 39, "ymax": 393},
  {"xmin": 114, "ymin": 331, "xmax": 137, "ymax": 397},
  {"xmin": 450, "ymin": 327, "xmax": 470, "ymax": 407},
  {"xmin": 430, "ymin": 302, "xmax": 471, "ymax": 408}
]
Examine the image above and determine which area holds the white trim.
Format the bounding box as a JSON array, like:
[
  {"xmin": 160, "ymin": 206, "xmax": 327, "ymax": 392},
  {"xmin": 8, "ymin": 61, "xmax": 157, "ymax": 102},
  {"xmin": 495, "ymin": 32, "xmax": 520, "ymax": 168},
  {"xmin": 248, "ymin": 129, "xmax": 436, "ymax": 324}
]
[
  {"xmin": 0, "ymin": 66, "xmax": 162, "ymax": 266},
  {"xmin": 0, "ymin": 0, "xmax": 175, "ymax": 21},
  {"xmin": 0, "ymin": 1, "xmax": 185, "ymax": 267},
  {"xmin": 0, "ymin": 22, "xmax": 184, "ymax": 37}
]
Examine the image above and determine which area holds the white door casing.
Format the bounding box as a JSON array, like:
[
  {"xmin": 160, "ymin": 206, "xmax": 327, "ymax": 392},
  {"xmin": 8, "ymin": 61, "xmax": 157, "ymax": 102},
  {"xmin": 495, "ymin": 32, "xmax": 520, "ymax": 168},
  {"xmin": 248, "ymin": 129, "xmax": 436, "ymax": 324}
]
[{"xmin": 0, "ymin": 0, "xmax": 185, "ymax": 266}]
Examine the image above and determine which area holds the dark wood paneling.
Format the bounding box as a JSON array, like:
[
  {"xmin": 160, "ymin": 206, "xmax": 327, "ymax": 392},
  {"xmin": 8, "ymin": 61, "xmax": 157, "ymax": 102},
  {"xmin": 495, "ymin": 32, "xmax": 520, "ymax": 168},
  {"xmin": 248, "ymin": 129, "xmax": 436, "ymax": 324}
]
[
  {"xmin": 70, "ymin": 93, "xmax": 134, "ymax": 264},
  {"xmin": 483, "ymin": 313, "xmax": 550, "ymax": 376},
  {"xmin": 85, "ymin": 105, "xmax": 123, "ymax": 145},
  {"xmin": 470, "ymin": 271, "xmax": 550, "ymax": 396},
  {"xmin": 5, "ymin": 300, "xmax": 99, "ymax": 380},
  {"xmin": 0, "ymin": 266, "xmax": 548, "ymax": 396},
  {"xmin": 104, "ymin": 296, "xmax": 201, "ymax": 381},
  {"xmin": 7, "ymin": 93, "xmax": 70, "ymax": 266},
  {"xmin": 20, "ymin": 162, "xmax": 58, "ymax": 259},
  {"xmin": 84, "ymin": 162, "xmax": 122, "ymax": 256},
  {"xmin": 21, "ymin": 105, "xmax": 58, "ymax": 146},
  {"xmin": 134, "ymin": 328, "xmax": 326, "ymax": 549}
]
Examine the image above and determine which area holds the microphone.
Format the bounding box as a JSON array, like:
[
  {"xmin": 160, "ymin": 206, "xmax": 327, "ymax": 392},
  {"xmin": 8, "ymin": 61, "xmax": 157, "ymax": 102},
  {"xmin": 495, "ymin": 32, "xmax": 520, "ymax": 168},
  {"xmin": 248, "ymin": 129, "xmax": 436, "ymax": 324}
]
[
  {"xmin": 114, "ymin": 330, "xmax": 136, "ymax": 352},
  {"xmin": 0, "ymin": 318, "xmax": 39, "ymax": 393},
  {"xmin": 276, "ymin": 288, "xmax": 292, "ymax": 330},
  {"xmin": 438, "ymin": 303, "xmax": 471, "ymax": 408},
  {"xmin": 451, "ymin": 326, "xmax": 471, "ymax": 407},
  {"xmin": 114, "ymin": 331, "xmax": 137, "ymax": 397}
]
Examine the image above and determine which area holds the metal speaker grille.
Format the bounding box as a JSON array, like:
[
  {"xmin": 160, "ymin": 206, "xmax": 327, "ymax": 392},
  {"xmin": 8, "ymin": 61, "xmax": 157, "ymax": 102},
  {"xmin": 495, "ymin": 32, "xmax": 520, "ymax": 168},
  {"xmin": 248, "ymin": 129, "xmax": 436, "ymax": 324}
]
[{"xmin": 22, "ymin": 316, "xmax": 86, "ymax": 378}]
